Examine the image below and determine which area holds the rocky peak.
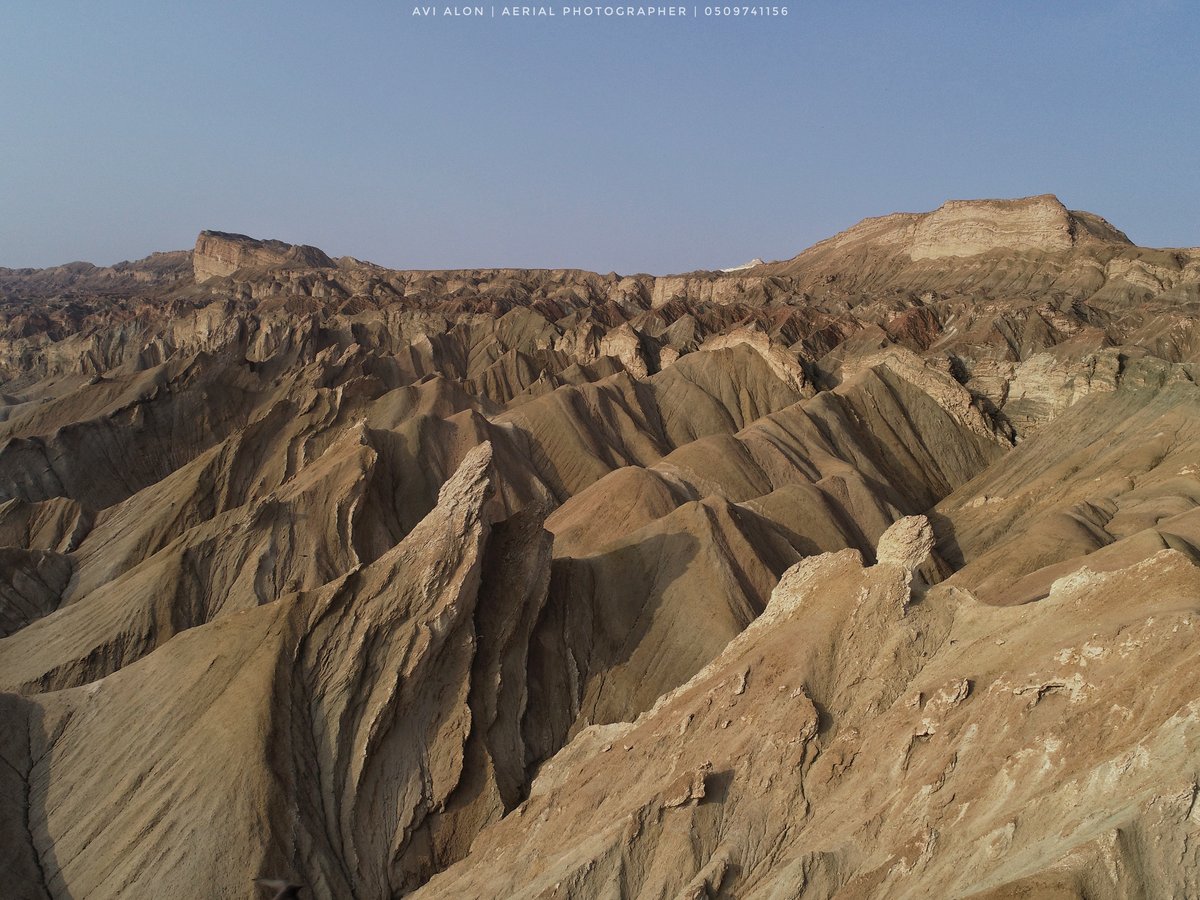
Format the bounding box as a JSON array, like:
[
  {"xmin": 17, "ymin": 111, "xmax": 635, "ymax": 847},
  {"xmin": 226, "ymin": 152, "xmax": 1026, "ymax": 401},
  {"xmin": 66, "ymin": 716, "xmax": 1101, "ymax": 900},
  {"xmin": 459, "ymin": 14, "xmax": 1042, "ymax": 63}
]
[
  {"xmin": 873, "ymin": 514, "xmax": 935, "ymax": 572},
  {"xmin": 193, "ymin": 230, "xmax": 336, "ymax": 283},
  {"xmin": 908, "ymin": 194, "xmax": 1132, "ymax": 260},
  {"xmin": 759, "ymin": 193, "xmax": 1140, "ymax": 286}
]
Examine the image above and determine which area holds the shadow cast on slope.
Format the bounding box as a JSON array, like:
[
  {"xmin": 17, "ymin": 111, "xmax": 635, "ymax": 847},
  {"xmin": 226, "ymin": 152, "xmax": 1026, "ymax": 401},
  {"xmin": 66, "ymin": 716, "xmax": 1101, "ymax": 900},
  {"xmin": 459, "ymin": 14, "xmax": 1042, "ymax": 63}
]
[
  {"xmin": 522, "ymin": 530, "xmax": 702, "ymax": 779},
  {"xmin": 0, "ymin": 694, "xmax": 74, "ymax": 900}
]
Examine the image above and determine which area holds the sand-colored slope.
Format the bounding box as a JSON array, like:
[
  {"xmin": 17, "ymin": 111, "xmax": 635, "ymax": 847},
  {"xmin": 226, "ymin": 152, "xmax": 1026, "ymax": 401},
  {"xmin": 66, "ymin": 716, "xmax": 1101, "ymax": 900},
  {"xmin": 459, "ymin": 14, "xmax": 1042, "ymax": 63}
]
[
  {"xmin": 935, "ymin": 356, "xmax": 1200, "ymax": 604},
  {"xmin": 418, "ymin": 520, "xmax": 1200, "ymax": 899},
  {"xmin": 1, "ymin": 445, "xmax": 559, "ymax": 898},
  {"xmin": 1, "ymin": 201, "xmax": 1198, "ymax": 898}
]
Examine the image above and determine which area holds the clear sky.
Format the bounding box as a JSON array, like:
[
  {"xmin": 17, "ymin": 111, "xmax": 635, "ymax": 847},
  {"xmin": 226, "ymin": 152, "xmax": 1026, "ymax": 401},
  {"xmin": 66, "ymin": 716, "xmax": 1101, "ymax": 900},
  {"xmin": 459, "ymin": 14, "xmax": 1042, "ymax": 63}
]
[{"xmin": 1, "ymin": 1, "xmax": 1197, "ymax": 273}]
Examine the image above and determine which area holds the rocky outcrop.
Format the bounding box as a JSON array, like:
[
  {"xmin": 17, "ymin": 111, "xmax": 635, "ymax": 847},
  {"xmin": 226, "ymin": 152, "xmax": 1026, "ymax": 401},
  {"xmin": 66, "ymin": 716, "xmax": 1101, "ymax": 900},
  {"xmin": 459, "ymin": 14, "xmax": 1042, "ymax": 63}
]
[
  {"xmin": 420, "ymin": 529, "xmax": 1200, "ymax": 898},
  {"xmin": 756, "ymin": 194, "xmax": 1162, "ymax": 313},
  {"xmin": 698, "ymin": 325, "xmax": 809, "ymax": 393},
  {"xmin": 774, "ymin": 194, "xmax": 1132, "ymax": 267},
  {"xmin": 909, "ymin": 194, "xmax": 1130, "ymax": 260},
  {"xmin": 193, "ymin": 230, "xmax": 335, "ymax": 282},
  {"xmin": 596, "ymin": 322, "xmax": 649, "ymax": 378},
  {"xmin": 874, "ymin": 513, "xmax": 935, "ymax": 571},
  {"xmin": 649, "ymin": 272, "xmax": 774, "ymax": 309}
]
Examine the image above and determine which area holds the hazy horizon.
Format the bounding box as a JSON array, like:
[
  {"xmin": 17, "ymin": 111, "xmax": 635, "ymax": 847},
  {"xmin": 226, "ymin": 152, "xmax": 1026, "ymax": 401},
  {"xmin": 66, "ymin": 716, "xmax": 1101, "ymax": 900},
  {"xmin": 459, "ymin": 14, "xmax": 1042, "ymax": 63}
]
[{"xmin": 3, "ymin": 1, "xmax": 1197, "ymax": 273}]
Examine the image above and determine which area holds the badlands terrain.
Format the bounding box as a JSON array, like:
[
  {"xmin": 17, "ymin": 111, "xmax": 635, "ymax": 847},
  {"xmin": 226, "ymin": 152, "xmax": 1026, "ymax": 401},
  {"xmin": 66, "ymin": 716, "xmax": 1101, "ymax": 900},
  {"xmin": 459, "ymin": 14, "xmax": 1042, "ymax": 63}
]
[{"xmin": 1, "ymin": 194, "xmax": 1200, "ymax": 898}]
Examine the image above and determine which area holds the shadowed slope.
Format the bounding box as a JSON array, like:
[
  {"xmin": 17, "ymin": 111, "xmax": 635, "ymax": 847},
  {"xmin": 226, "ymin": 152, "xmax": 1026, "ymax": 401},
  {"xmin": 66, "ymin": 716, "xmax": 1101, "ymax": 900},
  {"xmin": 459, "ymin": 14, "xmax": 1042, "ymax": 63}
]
[{"xmin": 0, "ymin": 445, "xmax": 559, "ymax": 897}]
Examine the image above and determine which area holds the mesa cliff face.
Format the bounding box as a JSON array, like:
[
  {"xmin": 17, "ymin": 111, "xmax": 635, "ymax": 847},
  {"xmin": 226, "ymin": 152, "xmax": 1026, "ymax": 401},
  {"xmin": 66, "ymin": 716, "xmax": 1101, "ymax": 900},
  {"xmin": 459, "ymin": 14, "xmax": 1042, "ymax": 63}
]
[
  {"xmin": 908, "ymin": 194, "xmax": 1130, "ymax": 259},
  {"xmin": 193, "ymin": 230, "xmax": 336, "ymax": 282},
  {"xmin": 1, "ymin": 196, "xmax": 1199, "ymax": 899}
]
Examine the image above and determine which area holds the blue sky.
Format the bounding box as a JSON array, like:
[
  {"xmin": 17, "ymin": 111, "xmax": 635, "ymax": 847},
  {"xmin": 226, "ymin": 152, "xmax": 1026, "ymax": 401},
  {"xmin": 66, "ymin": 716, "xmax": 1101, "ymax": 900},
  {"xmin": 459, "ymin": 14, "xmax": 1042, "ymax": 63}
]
[{"xmin": 1, "ymin": 1, "xmax": 1197, "ymax": 272}]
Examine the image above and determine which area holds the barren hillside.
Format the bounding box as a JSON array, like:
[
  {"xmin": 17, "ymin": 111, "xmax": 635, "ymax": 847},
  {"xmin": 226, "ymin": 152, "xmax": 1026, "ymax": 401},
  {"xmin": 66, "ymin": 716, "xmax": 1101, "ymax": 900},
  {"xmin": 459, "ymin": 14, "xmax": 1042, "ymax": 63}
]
[{"xmin": 2, "ymin": 195, "xmax": 1199, "ymax": 899}]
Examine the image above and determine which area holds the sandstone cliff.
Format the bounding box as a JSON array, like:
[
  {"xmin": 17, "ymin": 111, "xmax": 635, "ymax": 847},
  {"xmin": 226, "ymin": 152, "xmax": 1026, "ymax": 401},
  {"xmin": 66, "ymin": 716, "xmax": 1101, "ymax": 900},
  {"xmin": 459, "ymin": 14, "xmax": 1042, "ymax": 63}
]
[{"xmin": 193, "ymin": 230, "xmax": 336, "ymax": 282}]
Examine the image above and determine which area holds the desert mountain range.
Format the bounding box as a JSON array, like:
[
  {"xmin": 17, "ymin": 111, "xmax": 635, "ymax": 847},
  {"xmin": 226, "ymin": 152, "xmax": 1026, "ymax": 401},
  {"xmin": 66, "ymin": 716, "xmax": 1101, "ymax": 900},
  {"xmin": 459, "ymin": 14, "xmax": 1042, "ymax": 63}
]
[{"xmin": 2, "ymin": 194, "xmax": 1199, "ymax": 898}]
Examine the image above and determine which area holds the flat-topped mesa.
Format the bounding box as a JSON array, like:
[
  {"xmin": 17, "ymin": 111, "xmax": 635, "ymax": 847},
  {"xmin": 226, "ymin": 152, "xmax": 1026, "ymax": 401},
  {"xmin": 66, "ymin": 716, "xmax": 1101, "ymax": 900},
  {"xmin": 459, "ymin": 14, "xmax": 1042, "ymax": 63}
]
[
  {"xmin": 193, "ymin": 230, "xmax": 336, "ymax": 283},
  {"xmin": 775, "ymin": 194, "xmax": 1136, "ymax": 275},
  {"xmin": 908, "ymin": 194, "xmax": 1132, "ymax": 260}
]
